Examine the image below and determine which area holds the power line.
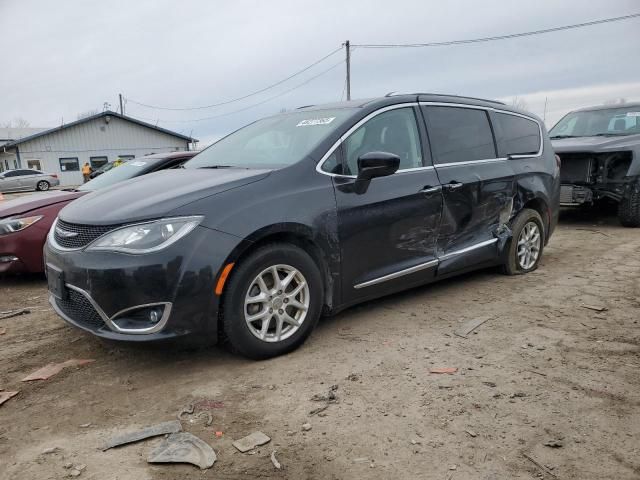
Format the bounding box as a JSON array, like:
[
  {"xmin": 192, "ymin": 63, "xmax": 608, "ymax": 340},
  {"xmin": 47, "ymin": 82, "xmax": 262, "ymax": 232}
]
[
  {"xmin": 130, "ymin": 59, "xmax": 345, "ymax": 124},
  {"xmin": 126, "ymin": 46, "xmax": 342, "ymax": 111},
  {"xmin": 353, "ymin": 12, "xmax": 640, "ymax": 48}
]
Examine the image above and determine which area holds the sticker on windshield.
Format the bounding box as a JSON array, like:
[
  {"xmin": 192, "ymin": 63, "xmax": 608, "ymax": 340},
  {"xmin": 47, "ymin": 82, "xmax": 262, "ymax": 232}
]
[
  {"xmin": 626, "ymin": 112, "xmax": 640, "ymax": 117},
  {"xmin": 296, "ymin": 117, "xmax": 336, "ymax": 127},
  {"xmin": 129, "ymin": 161, "xmax": 147, "ymax": 167}
]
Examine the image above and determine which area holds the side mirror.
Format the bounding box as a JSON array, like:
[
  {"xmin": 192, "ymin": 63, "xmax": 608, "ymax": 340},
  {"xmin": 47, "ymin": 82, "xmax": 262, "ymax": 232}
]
[{"xmin": 357, "ymin": 152, "xmax": 400, "ymax": 181}]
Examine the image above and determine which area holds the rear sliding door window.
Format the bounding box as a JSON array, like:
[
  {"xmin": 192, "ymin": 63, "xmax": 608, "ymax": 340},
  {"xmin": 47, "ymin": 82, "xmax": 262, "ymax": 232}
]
[
  {"xmin": 494, "ymin": 113, "xmax": 540, "ymax": 156},
  {"xmin": 424, "ymin": 106, "xmax": 496, "ymax": 164}
]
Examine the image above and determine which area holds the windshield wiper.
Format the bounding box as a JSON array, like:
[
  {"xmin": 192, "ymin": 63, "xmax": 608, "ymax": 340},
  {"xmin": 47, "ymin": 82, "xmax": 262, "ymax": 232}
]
[
  {"xmin": 592, "ymin": 133, "xmax": 629, "ymax": 137},
  {"xmin": 550, "ymin": 135, "xmax": 578, "ymax": 139},
  {"xmin": 198, "ymin": 165, "xmax": 235, "ymax": 169}
]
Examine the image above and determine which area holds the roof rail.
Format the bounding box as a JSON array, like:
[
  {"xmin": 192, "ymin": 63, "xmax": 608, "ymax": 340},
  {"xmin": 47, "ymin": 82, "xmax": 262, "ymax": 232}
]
[{"xmin": 384, "ymin": 92, "xmax": 505, "ymax": 105}]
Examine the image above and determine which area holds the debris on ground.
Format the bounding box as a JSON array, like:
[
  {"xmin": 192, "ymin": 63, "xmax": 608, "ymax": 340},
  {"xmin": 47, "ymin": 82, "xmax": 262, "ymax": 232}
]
[
  {"xmin": 464, "ymin": 429, "xmax": 477, "ymax": 438},
  {"xmin": 41, "ymin": 446, "xmax": 58, "ymax": 454},
  {"xmin": 346, "ymin": 373, "xmax": 359, "ymax": 381},
  {"xmin": 581, "ymin": 304, "xmax": 608, "ymax": 312},
  {"xmin": 270, "ymin": 450, "xmax": 282, "ymax": 470},
  {"xmin": 0, "ymin": 328, "xmax": 6, "ymax": 335},
  {"xmin": 309, "ymin": 404, "xmax": 329, "ymax": 416},
  {"xmin": 102, "ymin": 420, "xmax": 183, "ymax": 451},
  {"xmin": 302, "ymin": 423, "xmax": 312, "ymax": 432},
  {"xmin": 0, "ymin": 390, "xmax": 19, "ymax": 407},
  {"xmin": 580, "ymin": 322, "xmax": 597, "ymax": 330},
  {"xmin": 147, "ymin": 432, "xmax": 216, "ymax": 469},
  {"xmin": 178, "ymin": 403, "xmax": 213, "ymax": 425},
  {"xmin": 0, "ymin": 308, "xmax": 30, "ymax": 320},
  {"xmin": 232, "ymin": 431, "xmax": 271, "ymax": 453},
  {"xmin": 311, "ymin": 384, "xmax": 338, "ymax": 402},
  {"xmin": 544, "ymin": 439, "xmax": 564, "ymax": 448},
  {"xmin": 482, "ymin": 381, "xmax": 497, "ymax": 387},
  {"xmin": 22, "ymin": 359, "xmax": 95, "ymax": 381},
  {"xmin": 430, "ymin": 367, "xmax": 458, "ymax": 374},
  {"xmin": 454, "ymin": 316, "xmax": 491, "ymax": 338},
  {"xmin": 215, "ymin": 431, "xmax": 223, "ymax": 438},
  {"xmin": 177, "ymin": 403, "xmax": 195, "ymax": 420},
  {"xmin": 79, "ymin": 423, "xmax": 91, "ymax": 428},
  {"xmin": 522, "ymin": 452, "xmax": 558, "ymax": 478}
]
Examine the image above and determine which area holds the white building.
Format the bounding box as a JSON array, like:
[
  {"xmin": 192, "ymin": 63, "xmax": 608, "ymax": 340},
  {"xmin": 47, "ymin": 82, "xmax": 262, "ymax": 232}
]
[{"xmin": 0, "ymin": 111, "xmax": 196, "ymax": 185}]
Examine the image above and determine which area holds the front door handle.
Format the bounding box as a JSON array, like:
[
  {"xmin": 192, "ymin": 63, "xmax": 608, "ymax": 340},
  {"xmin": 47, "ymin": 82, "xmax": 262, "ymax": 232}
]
[
  {"xmin": 443, "ymin": 181, "xmax": 464, "ymax": 191},
  {"xmin": 420, "ymin": 185, "xmax": 442, "ymax": 196}
]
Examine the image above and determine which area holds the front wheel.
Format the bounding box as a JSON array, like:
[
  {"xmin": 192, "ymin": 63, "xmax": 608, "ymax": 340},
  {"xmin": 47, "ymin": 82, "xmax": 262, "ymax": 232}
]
[
  {"xmin": 618, "ymin": 190, "xmax": 640, "ymax": 227},
  {"xmin": 36, "ymin": 181, "xmax": 50, "ymax": 191},
  {"xmin": 221, "ymin": 243, "xmax": 323, "ymax": 359},
  {"xmin": 502, "ymin": 208, "xmax": 544, "ymax": 275}
]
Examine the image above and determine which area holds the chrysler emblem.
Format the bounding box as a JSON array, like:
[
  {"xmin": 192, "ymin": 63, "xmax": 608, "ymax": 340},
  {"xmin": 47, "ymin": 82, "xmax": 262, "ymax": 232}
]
[{"xmin": 55, "ymin": 226, "xmax": 78, "ymax": 238}]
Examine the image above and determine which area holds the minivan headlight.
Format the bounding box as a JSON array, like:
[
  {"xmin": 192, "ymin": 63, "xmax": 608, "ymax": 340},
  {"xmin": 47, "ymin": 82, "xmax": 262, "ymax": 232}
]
[
  {"xmin": 0, "ymin": 215, "xmax": 43, "ymax": 236},
  {"xmin": 86, "ymin": 216, "xmax": 203, "ymax": 254}
]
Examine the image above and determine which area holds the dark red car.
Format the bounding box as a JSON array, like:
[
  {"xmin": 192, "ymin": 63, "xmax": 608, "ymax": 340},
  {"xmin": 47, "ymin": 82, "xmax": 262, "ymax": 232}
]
[{"xmin": 0, "ymin": 151, "xmax": 198, "ymax": 274}]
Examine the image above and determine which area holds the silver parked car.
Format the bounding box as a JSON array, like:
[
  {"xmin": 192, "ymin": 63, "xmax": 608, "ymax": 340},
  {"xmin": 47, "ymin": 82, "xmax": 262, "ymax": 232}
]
[{"xmin": 0, "ymin": 169, "xmax": 60, "ymax": 193}]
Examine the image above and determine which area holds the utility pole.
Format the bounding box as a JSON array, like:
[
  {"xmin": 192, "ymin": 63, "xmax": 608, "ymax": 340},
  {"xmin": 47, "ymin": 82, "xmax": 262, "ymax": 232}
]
[
  {"xmin": 119, "ymin": 93, "xmax": 124, "ymax": 115},
  {"xmin": 344, "ymin": 40, "xmax": 351, "ymax": 101}
]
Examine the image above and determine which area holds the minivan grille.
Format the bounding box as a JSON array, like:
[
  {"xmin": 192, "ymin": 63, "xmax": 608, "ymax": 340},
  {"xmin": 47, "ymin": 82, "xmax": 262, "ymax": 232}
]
[
  {"xmin": 55, "ymin": 289, "xmax": 105, "ymax": 329},
  {"xmin": 54, "ymin": 219, "xmax": 122, "ymax": 249}
]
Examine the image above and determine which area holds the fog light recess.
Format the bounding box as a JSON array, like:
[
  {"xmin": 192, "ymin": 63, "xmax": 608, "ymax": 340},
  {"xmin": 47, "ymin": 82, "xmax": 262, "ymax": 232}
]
[{"xmin": 110, "ymin": 303, "xmax": 171, "ymax": 334}]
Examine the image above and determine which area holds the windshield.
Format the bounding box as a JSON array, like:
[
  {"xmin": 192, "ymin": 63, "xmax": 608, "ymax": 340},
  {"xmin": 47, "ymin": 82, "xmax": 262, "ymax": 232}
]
[
  {"xmin": 78, "ymin": 160, "xmax": 151, "ymax": 191},
  {"xmin": 550, "ymin": 106, "xmax": 640, "ymax": 138},
  {"xmin": 185, "ymin": 108, "xmax": 355, "ymax": 169}
]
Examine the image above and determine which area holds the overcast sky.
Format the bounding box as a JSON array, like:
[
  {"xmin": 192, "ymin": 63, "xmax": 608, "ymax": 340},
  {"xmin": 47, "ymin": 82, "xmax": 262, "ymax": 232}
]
[{"xmin": 2, "ymin": 0, "xmax": 639, "ymax": 145}]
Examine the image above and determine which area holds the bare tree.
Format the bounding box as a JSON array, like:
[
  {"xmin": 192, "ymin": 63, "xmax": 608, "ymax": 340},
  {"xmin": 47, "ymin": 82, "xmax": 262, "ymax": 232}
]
[
  {"xmin": 1, "ymin": 117, "xmax": 31, "ymax": 128},
  {"xmin": 76, "ymin": 109, "xmax": 100, "ymax": 120},
  {"xmin": 509, "ymin": 96, "xmax": 529, "ymax": 111}
]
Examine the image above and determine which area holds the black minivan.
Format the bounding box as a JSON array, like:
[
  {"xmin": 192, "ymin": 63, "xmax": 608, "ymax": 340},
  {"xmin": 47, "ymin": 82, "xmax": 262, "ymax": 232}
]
[{"xmin": 45, "ymin": 94, "xmax": 560, "ymax": 359}]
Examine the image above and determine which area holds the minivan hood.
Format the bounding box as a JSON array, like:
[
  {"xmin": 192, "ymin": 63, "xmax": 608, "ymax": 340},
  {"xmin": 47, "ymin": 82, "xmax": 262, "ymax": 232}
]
[
  {"xmin": 59, "ymin": 168, "xmax": 271, "ymax": 225},
  {"xmin": 552, "ymin": 133, "xmax": 640, "ymax": 153}
]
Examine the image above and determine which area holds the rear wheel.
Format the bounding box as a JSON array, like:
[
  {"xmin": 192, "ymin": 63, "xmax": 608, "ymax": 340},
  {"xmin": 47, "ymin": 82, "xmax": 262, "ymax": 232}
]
[
  {"xmin": 36, "ymin": 181, "xmax": 50, "ymax": 191},
  {"xmin": 502, "ymin": 208, "xmax": 544, "ymax": 275},
  {"xmin": 618, "ymin": 190, "xmax": 640, "ymax": 227},
  {"xmin": 221, "ymin": 243, "xmax": 323, "ymax": 359}
]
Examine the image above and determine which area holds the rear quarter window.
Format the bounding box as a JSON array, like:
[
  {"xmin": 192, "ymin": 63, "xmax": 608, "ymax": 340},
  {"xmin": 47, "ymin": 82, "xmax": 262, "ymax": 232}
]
[{"xmin": 494, "ymin": 112, "xmax": 541, "ymax": 156}]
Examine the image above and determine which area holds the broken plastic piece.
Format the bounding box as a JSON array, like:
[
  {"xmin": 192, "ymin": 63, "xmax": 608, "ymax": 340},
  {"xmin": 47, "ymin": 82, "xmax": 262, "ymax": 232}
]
[
  {"xmin": 0, "ymin": 391, "xmax": 19, "ymax": 407},
  {"xmin": 271, "ymin": 450, "xmax": 281, "ymax": 469},
  {"xmin": 232, "ymin": 431, "xmax": 271, "ymax": 453},
  {"xmin": 215, "ymin": 431, "xmax": 223, "ymax": 438},
  {"xmin": 148, "ymin": 432, "xmax": 216, "ymax": 469},
  {"xmin": 430, "ymin": 367, "xmax": 458, "ymax": 374},
  {"xmin": 22, "ymin": 359, "xmax": 94, "ymax": 381},
  {"xmin": 102, "ymin": 420, "xmax": 182, "ymax": 451}
]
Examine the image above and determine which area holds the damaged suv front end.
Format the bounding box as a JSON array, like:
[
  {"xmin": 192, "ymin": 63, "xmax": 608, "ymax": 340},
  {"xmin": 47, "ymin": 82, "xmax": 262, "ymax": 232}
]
[{"xmin": 550, "ymin": 104, "xmax": 640, "ymax": 226}]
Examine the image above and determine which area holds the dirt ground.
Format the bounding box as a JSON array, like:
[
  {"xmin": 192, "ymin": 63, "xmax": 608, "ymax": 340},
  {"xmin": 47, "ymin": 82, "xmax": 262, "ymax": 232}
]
[{"xmin": 1, "ymin": 208, "xmax": 639, "ymax": 480}]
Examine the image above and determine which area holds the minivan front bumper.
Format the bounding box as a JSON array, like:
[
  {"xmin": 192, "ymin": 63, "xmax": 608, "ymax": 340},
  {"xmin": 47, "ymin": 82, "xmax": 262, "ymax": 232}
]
[{"xmin": 44, "ymin": 224, "xmax": 243, "ymax": 342}]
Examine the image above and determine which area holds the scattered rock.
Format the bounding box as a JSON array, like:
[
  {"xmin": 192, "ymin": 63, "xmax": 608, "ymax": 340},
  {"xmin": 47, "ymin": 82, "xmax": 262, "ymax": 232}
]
[
  {"xmin": 482, "ymin": 381, "xmax": 497, "ymax": 388},
  {"xmin": 544, "ymin": 439, "xmax": 563, "ymax": 448},
  {"xmin": 346, "ymin": 373, "xmax": 359, "ymax": 381},
  {"xmin": 42, "ymin": 447, "xmax": 58, "ymax": 454},
  {"xmin": 465, "ymin": 429, "xmax": 477, "ymax": 438},
  {"xmin": 68, "ymin": 469, "xmax": 81, "ymax": 477},
  {"xmin": 63, "ymin": 463, "xmax": 73, "ymax": 469},
  {"xmin": 302, "ymin": 423, "xmax": 312, "ymax": 432},
  {"xmin": 581, "ymin": 304, "xmax": 608, "ymax": 312},
  {"xmin": 79, "ymin": 423, "xmax": 91, "ymax": 428},
  {"xmin": 232, "ymin": 431, "xmax": 271, "ymax": 453},
  {"xmin": 449, "ymin": 464, "xmax": 457, "ymax": 470},
  {"xmin": 148, "ymin": 432, "xmax": 216, "ymax": 469},
  {"xmin": 311, "ymin": 384, "xmax": 338, "ymax": 402}
]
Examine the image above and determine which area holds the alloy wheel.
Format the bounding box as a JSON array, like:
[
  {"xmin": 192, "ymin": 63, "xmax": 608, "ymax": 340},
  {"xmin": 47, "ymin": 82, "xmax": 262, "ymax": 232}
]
[
  {"xmin": 244, "ymin": 264, "xmax": 310, "ymax": 343},
  {"xmin": 517, "ymin": 221, "xmax": 541, "ymax": 270}
]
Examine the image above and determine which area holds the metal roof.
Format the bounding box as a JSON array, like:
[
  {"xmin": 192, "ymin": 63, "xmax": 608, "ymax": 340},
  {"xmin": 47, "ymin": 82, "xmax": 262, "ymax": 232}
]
[
  {"xmin": 0, "ymin": 127, "xmax": 49, "ymax": 141},
  {"xmin": 3, "ymin": 111, "xmax": 197, "ymax": 147}
]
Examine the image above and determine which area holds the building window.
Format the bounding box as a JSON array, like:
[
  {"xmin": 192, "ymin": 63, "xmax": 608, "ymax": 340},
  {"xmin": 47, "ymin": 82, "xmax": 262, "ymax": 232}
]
[
  {"xmin": 90, "ymin": 156, "xmax": 108, "ymax": 168},
  {"xmin": 59, "ymin": 157, "xmax": 80, "ymax": 172},
  {"xmin": 27, "ymin": 160, "xmax": 42, "ymax": 170}
]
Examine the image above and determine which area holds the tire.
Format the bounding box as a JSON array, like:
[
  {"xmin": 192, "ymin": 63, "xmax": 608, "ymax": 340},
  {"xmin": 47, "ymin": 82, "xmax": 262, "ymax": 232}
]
[
  {"xmin": 36, "ymin": 181, "xmax": 50, "ymax": 191},
  {"xmin": 502, "ymin": 208, "xmax": 545, "ymax": 275},
  {"xmin": 618, "ymin": 190, "xmax": 640, "ymax": 227},
  {"xmin": 221, "ymin": 243, "xmax": 323, "ymax": 359}
]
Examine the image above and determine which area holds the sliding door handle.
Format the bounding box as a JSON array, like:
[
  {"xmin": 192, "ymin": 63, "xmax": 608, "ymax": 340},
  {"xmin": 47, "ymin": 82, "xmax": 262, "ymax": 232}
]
[
  {"xmin": 420, "ymin": 185, "xmax": 442, "ymax": 196},
  {"xmin": 443, "ymin": 181, "xmax": 464, "ymax": 191}
]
